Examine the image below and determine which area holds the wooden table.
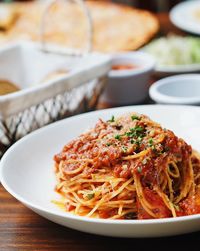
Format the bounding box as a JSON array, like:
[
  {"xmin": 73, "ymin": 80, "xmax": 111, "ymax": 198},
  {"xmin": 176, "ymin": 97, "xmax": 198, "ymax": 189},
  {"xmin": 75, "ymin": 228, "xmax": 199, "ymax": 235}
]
[{"xmin": 1, "ymin": 13, "xmax": 199, "ymax": 251}]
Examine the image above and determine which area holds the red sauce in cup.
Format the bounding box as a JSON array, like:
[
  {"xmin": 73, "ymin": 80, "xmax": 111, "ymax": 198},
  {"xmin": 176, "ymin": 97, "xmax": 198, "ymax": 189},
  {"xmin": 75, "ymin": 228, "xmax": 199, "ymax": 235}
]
[{"xmin": 111, "ymin": 64, "xmax": 139, "ymax": 71}]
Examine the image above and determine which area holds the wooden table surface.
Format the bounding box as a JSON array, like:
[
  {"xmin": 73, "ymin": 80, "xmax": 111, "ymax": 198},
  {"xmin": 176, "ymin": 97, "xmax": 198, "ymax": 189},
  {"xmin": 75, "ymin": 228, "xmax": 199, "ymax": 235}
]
[{"xmin": 1, "ymin": 13, "xmax": 200, "ymax": 251}]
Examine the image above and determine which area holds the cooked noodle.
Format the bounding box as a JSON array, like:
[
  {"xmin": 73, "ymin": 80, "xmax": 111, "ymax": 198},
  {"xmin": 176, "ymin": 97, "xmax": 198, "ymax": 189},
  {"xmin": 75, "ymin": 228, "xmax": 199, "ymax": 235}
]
[{"xmin": 54, "ymin": 113, "xmax": 200, "ymax": 219}]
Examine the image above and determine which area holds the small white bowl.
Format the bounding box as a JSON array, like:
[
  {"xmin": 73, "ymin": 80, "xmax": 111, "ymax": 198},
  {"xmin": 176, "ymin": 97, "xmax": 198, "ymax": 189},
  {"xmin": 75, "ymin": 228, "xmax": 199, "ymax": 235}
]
[
  {"xmin": 101, "ymin": 52, "xmax": 155, "ymax": 105},
  {"xmin": 149, "ymin": 74, "xmax": 200, "ymax": 105}
]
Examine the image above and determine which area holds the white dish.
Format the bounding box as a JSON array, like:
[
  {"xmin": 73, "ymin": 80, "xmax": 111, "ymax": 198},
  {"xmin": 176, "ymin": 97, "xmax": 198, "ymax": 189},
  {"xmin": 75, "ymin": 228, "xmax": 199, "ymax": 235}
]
[
  {"xmin": 142, "ymin": 36, "xmax": 200, "ymax": 76},
  {"xmin": 100, "ymin": 52, "xmax": 155, "ymax": 105},
  {"xmin": 155, "ymin": 64, "xmax": 200, "ymax": 76},
  {"xmin": 1, "ymin": 105, "xmax": 200, "ymax": 238},
  {"xmin": 149, "ymin": 74, "xmax": 200, "ymax": 105},
  {"xmin": 170, "ymin": 0, "xmax": 200, "ymax": 35}
]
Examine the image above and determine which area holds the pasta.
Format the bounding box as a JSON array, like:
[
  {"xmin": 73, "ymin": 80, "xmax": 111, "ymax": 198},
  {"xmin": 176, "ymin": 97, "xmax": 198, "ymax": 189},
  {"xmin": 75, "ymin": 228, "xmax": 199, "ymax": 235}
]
[{"xmin": 54, "ymin": 113, "xmax": 200, "ymax": 219}]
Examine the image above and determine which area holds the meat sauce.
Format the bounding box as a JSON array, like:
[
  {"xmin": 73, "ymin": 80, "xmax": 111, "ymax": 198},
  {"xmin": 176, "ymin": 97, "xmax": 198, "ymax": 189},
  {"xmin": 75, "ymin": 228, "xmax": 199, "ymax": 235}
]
[
  {"xmin": 111, "ymin": 63, "xmax": 139, "ymax": 71},
  {"xmin": 54, "ymin": 113, "xmax": 200, "ymax": 219}
]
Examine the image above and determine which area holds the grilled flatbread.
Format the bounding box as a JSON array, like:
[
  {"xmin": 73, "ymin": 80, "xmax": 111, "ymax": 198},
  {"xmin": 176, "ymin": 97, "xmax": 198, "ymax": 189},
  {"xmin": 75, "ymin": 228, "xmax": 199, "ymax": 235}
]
[
  {"xmin": 0, "ymin": 3, "xmax": 18, "ymax": 30},
  {"xmin": 1, "ymin": 1, "xmax": 159, "ymax": 52}
]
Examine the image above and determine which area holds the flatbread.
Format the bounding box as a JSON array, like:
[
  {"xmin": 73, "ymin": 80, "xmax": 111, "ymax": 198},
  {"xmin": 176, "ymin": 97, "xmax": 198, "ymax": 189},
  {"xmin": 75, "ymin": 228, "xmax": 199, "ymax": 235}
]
[
  {"xmin": 1, "ymin": 1, "xmax": 159, "ymax": 52},
  {"xmin": 0, "ymin": 3, "xmax": 18, "ymax": 30}
]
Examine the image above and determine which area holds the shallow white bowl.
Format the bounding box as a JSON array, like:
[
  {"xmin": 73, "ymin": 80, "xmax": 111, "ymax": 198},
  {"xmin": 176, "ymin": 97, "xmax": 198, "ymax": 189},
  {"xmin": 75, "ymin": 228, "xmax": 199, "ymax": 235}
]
[
  {"xmin": 170, "ymin": 0, "xmax": 200, "ymax": 35},
  {"xmin": 101, "ymin": 52, "xmax": 155, "ymax": 105},
  {"xmin": 149, "ymin": 74, "xmax": 200, "ymax": 105},
  {"xmin": 1, "ymin": 105, "xmax": 200, "ymax": 238},
  {"xmin": 155, "ymin": 63, "xmax": 200, "ymax": 77}
]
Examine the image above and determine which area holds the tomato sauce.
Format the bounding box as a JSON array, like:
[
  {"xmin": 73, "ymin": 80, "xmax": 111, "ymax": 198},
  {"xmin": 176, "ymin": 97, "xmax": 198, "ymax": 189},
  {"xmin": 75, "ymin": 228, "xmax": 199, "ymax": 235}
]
[
  {"xmin": 111, "ymin": 64, "xmax": 139, "ymax": 71},
  {"xmin": 137, "ymin": 188, "xmax": 171, "ymax": 219},
  {"xmin": 54, "ymin": 113, "xmax": 200, "ymax": 219}
]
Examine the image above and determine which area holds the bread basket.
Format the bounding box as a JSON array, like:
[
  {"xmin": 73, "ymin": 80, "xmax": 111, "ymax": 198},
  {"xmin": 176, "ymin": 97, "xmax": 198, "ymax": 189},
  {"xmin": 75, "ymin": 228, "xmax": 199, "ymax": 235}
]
[{"xmin": 0, "ymin": 0, "xmax": 111, "ymax": 157}]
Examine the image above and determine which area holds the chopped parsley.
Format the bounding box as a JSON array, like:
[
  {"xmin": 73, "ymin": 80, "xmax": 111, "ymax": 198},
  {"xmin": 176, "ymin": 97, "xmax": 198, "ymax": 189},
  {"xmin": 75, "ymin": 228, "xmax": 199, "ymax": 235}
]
[
  {"xmin": 115, "ymin": 134, "xmax": 121, "ymax": 140},
  {"xmin": 130, "ymin": 139, "xmax": 141, "ymax": 147},
  {"xmin": 137, "ymin": 166, "xmax": 142, "ymax": 173},
  {"xmin": 148, "ymin": 138, "xmax": 154, "ymax": 146},
  {"xmin": 135, "ymin": 126, "xmax": 144, "ymax": 132},
  {"xmin": 108, "ymin": 115, "xmax": 115, "ymax": 122},
  {"xmin": 126, "ymin": 130, "xmax": 134, "ymax": 137},
  {"xmin": 126, "ymin": 126, "xmax": 145, "ymax": 138},
  {"xmin": 113, "ymin": 125, "xmax": 145, "ymax": 143},
  {"xmin": 131, "ymin": 115, "xmax": 140, "ymax": 121},
  {"xmin": 122, "ymin": 146, "xmax": 128, "ymax": 153},
  {"xmin": 137, "ymin": 136, "xmax": 143, "ymax": 142},
  {"xmin": 148, "ymin": 138, "xmax": 158, "ymax": 152},
  {"xmin": 106, "ymin": 142, "xmax": 111, "ymax": 146},
  {"xmin": 87, "ymin": 193, "xmax": 94, "ymax": 200}
]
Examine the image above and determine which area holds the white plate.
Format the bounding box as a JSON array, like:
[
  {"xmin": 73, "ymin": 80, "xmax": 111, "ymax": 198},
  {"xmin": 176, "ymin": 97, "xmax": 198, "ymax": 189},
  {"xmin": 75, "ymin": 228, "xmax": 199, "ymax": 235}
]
[
  {"xmin": 1, "ymin": 105, "xmax": 200, "ymax": 238},
  {"xmin": 141, "ymin": 45, "xmax": 200, "ymax": 77},
  {"xmin": 170, "ymin": 0, "xmax": 200, "ymax": 35},
  {"xmin": 155, "ymin": 63, "xmax": 200, "ymax": 77}
]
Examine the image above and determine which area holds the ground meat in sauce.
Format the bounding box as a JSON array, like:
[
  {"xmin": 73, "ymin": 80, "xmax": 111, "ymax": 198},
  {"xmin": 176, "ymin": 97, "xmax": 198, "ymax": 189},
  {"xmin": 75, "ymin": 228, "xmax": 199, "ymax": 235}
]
[{"xmin": 54, "ymin": 113, "xmax": 199, "ymax": 219}]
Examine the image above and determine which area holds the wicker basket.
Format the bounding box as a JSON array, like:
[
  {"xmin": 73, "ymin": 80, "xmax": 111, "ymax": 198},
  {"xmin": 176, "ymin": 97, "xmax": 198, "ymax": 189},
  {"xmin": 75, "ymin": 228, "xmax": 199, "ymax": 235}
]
[{"xmin": 0, "ymin": 0, "xmax": 111, "ymax": 157}]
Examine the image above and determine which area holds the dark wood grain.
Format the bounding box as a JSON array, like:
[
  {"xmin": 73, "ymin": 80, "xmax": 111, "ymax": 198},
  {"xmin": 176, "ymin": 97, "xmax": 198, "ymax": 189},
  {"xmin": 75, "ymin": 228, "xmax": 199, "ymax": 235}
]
[
  {"xmin": 1, "ymin": 13, "xmax": 200, "ymax": 251},
  {"xmin": 157, "ymin": 12, "xmax": 187, "ymax": 36},
  {"xmin": 1, "ymin": 184, "xmax": 200, "ymax": 251}
]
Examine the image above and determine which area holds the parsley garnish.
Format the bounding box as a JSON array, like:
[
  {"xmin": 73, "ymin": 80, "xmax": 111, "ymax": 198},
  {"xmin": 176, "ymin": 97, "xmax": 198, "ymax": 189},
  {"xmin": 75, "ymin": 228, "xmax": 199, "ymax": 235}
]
[
  {"xmin": 126, "ymin": 126, "xmax": 145, "ymax": 138},
  {"xmin": 122, "ymin": 146, "xmax": 127, "ymax": 153},
  {"xmin": 148, "ymin": 138, "xmax": 154, "ymax": 146},
  {"xmin": 106, "ymin": 142, "xmax": 111, "ymax": 146},
  {"xmin": 135, "ymin": 137, "xmax": 142, "ymax": 145},
  {"xmin": 137, "ymin": 166, "xmax": 142, "ymax": 173},
  {"xmin": 126, "ymin": 130, "xmax": 134, "ymax": 137},
  {"xmin": 131, "ymin": 115, "xmax": 140, "ymax": 121},
  {"xmin": 115, "ymin": 134, "xmax": 121, "ymax": 140},
  {"xmin": 135, "ymin": 126, "xmax": 144, "ymax": 132},
  {"xmin": 108, "ymin": 115, "xmax": 115, "ymax": 122},
  {"xmin": 87, "ymin": 193, "xmax": 94, "ymax": 200}
]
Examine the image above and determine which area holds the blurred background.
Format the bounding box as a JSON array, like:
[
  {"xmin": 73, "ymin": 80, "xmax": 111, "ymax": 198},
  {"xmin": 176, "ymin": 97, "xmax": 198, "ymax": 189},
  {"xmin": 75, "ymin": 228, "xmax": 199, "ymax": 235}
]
[
  {"xmin": 92, "ymin": 0, "xmax": 188, "ymax": 12},
  {"xmin": 0, "ymin": 0, "xmax": 199, "ymax": 153},
  {"xmin": 0, "ymin": 0, "xmax": 193, "ymax": 12}
]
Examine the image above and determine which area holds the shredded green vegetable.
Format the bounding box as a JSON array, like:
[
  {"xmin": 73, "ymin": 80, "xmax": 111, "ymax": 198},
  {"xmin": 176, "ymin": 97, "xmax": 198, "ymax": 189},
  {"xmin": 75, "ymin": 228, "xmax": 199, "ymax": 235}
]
[{"xmin": 144, "ymin": 35, "xmax": 200, "ymax": 66}]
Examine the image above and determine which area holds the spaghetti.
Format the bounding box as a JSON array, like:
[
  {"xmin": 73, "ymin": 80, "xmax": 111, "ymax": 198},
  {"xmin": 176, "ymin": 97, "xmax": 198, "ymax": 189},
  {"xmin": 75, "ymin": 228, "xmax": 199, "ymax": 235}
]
[{"xmin": 54, "ymin": 113, "xmax": 200, "ymax": 219}]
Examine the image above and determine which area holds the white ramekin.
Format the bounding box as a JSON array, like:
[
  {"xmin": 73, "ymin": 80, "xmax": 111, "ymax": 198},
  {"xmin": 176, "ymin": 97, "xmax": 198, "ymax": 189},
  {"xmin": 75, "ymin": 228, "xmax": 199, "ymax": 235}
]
[
  {"xmin": 101, "ymin": 52, "xmax": 155, "ymax": 105},
  {"xmin": 149, "ymin": 74, "xmax": 200, "ymax": 105}
]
